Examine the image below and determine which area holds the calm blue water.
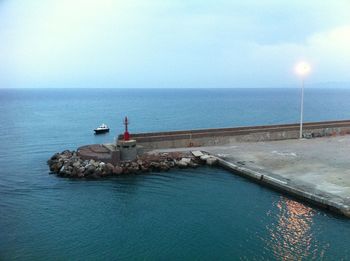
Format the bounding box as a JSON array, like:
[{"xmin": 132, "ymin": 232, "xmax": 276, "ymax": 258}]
[{"xmin": 1, "ymin": 88, "xmax": 350, "ymax": 260}]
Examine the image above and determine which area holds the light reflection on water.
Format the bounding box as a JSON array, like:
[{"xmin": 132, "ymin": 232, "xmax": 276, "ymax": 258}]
[{"xmin": 267, "ymin": 197, "xmax": 329, "ymax": 260}]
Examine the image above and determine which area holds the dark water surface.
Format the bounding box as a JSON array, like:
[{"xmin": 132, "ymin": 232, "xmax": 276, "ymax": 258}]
[{"xmin": 1, "ymin": 88, "xmax": 350, "ymax": 260}]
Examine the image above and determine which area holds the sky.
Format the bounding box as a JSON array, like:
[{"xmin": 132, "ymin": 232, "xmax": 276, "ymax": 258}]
[{"xmin": 0, "ymin": 0, "xmax": 349, "ymax": 88}]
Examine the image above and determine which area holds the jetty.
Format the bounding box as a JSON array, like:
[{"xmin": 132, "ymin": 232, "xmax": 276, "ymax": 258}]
[{"xmin": 48, "ymin": 119, "xmax": 350, "ymax": 218}]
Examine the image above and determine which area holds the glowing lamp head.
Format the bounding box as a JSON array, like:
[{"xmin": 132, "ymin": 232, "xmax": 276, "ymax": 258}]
[{"xmin": 295, "ymin": 61, "xmax": 311, "ymax": 77}]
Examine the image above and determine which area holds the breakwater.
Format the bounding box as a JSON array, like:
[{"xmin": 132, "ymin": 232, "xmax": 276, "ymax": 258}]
[
  {"xmin": 48, "ymin": 150, "xmax": 218, "ymax": 178},
  {"xmin": 47, "ymin": 120, "xmax": 350, "ymax": 218},
  {"xmin": 124, "ymin": 119, "xmax": 350, "ymax": 218},
  {"xmin": 126, "ymin": 119, "xmax": 350, "ymax": 150}
]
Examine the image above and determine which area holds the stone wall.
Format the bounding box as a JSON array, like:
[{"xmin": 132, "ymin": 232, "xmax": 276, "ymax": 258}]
[{"xmin": 119, "ymin": 120, "xmax": 350, "ymax": 150}]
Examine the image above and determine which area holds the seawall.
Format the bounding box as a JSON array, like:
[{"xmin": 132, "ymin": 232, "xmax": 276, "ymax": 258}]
[
  {"xmin": 135, "ymin": 119, "xmax": 350, "ymax": 218},
  {"xmin": 122, "ymin": 120, "xmax": 350, "ymax": 150},
  {"xmin": 49, "ymin": 120, "xmax": 350, "ymax": 217}
]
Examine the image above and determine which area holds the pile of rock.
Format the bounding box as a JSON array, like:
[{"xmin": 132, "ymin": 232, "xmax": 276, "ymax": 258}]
[
  {"xmin": 47, "ymin": 150, "xmax": 218, "ymax": 179},
  {"xmin": 198, "ymin": 154, "xmax": 218, "ymax": 166}
]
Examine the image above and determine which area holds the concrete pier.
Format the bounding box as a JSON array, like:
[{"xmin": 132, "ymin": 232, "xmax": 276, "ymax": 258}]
[
  {"xmin": 154, "ymin": 135, "xmax": 350, "ymax": 217},
  {"xmin": 78, "ymin": 120, "xmax": 350, "ymax": 217}
]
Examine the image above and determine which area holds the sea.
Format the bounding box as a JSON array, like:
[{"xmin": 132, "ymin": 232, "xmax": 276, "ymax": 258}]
[{"xmin": 0, "ymin": 88, "xmax": 350, "ymax": 260}]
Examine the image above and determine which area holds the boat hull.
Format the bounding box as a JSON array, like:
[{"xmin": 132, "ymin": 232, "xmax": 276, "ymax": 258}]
[{"xmin": 94, "ymin": 129, "xmax": 110, "ymax": 134}]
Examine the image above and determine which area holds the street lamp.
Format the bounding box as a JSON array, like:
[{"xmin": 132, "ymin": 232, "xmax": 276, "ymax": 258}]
[{"xmin": 295, "ymin": 61, "xmax": 311, "ymax": 139}]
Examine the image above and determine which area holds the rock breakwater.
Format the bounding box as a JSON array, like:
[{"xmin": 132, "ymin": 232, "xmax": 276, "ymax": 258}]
[{"xmin": 47, "ymin": 150, "xmax": 218, "ymax": 178}]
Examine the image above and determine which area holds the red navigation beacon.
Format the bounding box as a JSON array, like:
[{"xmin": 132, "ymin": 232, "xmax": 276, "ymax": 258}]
[{"xmin": 123, "ymin": 116, "xmax": 130, "ymax": 141}]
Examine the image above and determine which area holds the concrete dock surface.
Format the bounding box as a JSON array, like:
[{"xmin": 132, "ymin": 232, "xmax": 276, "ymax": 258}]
[{"xmin": 154, "ymin": 135, "xmax": 350, "ymax": 217}]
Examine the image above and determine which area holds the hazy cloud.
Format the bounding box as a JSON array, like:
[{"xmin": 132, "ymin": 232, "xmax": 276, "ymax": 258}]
[{"xmin": 1, "ymin": 0, "xmax": 349, "ymax": 88}]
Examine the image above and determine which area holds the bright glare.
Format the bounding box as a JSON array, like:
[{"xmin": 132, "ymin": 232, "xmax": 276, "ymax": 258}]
[{"xmin": 295, "ymin": 62, "xmax": 311, "ymax": 76}]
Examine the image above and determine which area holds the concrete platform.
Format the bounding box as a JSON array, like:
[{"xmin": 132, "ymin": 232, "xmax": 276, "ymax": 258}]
[
  {"xmin": 77, "ymin": 144, "xmax": 120, "ymax": 164},
  {"xmin": 154, "ymin": 135, "xmax": 350, "ymax": 217}
]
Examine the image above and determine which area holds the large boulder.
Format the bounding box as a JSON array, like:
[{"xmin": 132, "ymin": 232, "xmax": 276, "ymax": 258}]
[
  {"xmin": 150, "ymin": 162, "xmax": 160, "ymax": 170},
  {"xmin": 50, "ymin": 153, "xmax": 60, "ymax": 161},
  {"xmin": 206, "ymin": 157, "xmax": 218, "ymax": 166},
  {"xmin": 159, "ymin": 162, "xmax": 170, "ymax": 171},
  {"xmin": 105, "ymin": 163, "xmax": 114, "ymax": 175},
  {"xmin": 85, "ymin": 164, "xmax": 96, "ymax": 176},
  {"xmin": 73, "ymin": 161, "xmax": 81, "ymax": 168},
  {"xmin": 79, "ymin": 166, "xmax": 86, "ymax": 174},
  {"xmin": 191, "ymin": 151, "xmax": 204, "ymax": 157},
  {"xmin": 200, "ymin": 155, "xmax": 211, "ymax": 161},
  {"xmin": 176, "ymin": 159, "xmax": 188, "ymax": 168},
  {"xmin": 180, "ymin": 158, "xmax": 192, "ymax": 164},
  {"xmin": 113, "ymin": 166, "xmax": 123, "ymax": 175},
  {"xmin": 188, "ymin": 162, "xmax": 199, "ymax": 168}
]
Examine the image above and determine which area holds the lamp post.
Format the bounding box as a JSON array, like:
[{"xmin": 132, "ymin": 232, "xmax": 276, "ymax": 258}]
[{"xmin": 295, "ymin": 62, "xmax": 311, "ymax": 139}]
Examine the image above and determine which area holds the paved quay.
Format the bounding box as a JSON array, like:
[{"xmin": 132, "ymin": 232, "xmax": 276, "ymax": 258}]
[{"xmin": 154, "ymin": 135, "xmax": 350, "ymax": 217}]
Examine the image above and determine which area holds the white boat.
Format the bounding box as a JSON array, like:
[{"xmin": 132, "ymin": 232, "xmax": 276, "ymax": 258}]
[{"xmin": 94, "ymin": 123, "xmax": 109, "ymax": 134}]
